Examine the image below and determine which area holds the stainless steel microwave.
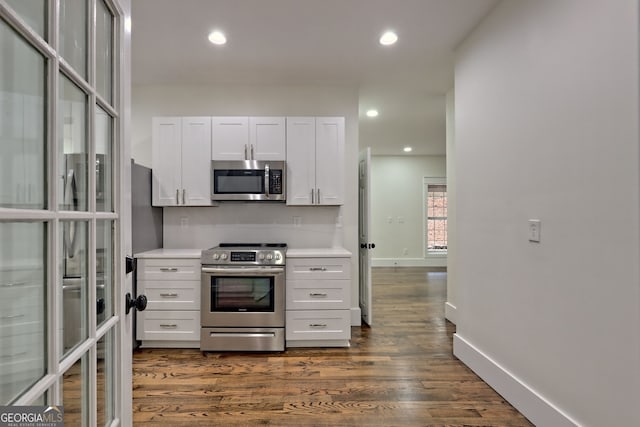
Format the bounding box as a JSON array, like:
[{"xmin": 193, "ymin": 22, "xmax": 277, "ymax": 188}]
[{"xmin": 211, "ymin": 160, "xmax": 286, "ymax": 201}]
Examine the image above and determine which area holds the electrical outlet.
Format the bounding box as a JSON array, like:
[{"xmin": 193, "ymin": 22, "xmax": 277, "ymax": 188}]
[
  {"xmin": 529, "ymin": 219, "xmax": 541, "ymax": 242},
  {"xmin": 180, "ymin": 216, "xmax": 189, "ymax": 228},
  {"xmin": 293, "ymin": 216, "xmax": 302, "ymax": 227},
  {"xmin": 402, "ymin": 248, "xmax": 409, "ymax": 255}
]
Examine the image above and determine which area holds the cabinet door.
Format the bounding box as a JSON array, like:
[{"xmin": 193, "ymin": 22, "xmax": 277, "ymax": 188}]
[
  {"xmin": 211, "ymin": 116, "xmax": 249, "ymax": 160},
  {"xmin": 315, "ymin": 117, "xmax": 344, "ymax": 205},
  {"xmin": 181, "ymin": 117, "xmax": 212, "ymax": 206},
  {"xmin": 285, "ymin": 117, "xmax": 316, "ymax": 205},
  {"xmin": 152, "ymin": 117, "xmax": 182, "ymax": 206},
  {"xmin": 250, "ymin": 117, "xmax": 285, "ymax": 160}
]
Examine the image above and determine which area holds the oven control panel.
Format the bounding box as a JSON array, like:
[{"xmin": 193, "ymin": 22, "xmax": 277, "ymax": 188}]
[{"xmin": 202, "ymin": 247, "xmax": 285, "ymax": 266}]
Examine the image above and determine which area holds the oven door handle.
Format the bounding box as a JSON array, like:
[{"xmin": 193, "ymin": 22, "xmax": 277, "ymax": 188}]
[{"xmin": 201, "ymin": 267, "xmax": 284, "ymax": 275}]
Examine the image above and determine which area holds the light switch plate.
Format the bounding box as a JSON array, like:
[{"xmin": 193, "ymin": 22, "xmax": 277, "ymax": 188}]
[{"xmin": 529, "ymin": 219, "xmax": 541, "ymax": 242}]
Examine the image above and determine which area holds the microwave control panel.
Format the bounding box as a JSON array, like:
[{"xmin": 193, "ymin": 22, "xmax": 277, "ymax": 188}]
[{"xmin": 269, "ymin": 170, "xmax": 283, "ymax": 194}]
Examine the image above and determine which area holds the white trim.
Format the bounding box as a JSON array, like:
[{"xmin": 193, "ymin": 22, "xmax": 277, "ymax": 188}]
[
  {"xmin": 351, "ymin": 307, "xmax": 361, "ymax": 326},
  {"xmin": 444, "ymin": 302, "xmax": 457, "ymax": 324},
  {"xmin": 453, "ymin": 334, "xmax": 580, "ymax": 427},
  {"xmin": 372, "ymin": 257, "xmax": 447, "ymax": 268}
]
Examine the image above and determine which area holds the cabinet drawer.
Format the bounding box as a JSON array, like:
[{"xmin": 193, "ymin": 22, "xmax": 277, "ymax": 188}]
[
  {"xmin": 137, "ymin": 280, "xmax": 200, "ymax": 310},
  {"xmin": 286, "ymin": 310, "xmax": 350, "ymax": 341},
  {"xmin": 137, "ymin": 311, "xmax": 200, "ymax": 341},
  {"xmin": 286, "ymin": 258, "xmax": 351, "ymax": 280},
  {"xmin": 137, "ymin": 258, "xmax": 200, "ymax": 281},
  {"xmin": 286, "ymin": 280, "xmax": 350, "ymax": 310}
]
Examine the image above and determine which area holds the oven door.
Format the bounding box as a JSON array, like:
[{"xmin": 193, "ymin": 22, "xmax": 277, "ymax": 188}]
[{"xmin": 201, "ymin": 266, "xmax": 285, "ymax": 327}]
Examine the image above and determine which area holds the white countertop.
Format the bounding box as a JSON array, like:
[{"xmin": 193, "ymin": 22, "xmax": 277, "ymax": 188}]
[
  {"xmin": 286, "ymin": 248, "xmax": 352, "ymax": 258},
  {"xmin": 134, "ymin": 248, "xmax": 202, "ymax": 259},
  {"xmin": 134, "ymin": 247, "xmax": 352, "ymax": 259}
]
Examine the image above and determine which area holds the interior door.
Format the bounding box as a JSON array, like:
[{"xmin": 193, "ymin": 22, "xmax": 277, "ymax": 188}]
[
  {"xmin": 0, "ymin": 1, "xmax": 133, "ymax": 425},
  {"xmin": 359, "ymin": 148, "xmax": 373, "ymax": 325}
]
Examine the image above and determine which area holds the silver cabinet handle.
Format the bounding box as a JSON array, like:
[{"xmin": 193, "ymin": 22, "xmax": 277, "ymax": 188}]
[
  {"xmin": 159, "ymin": 267, "xmax": 178, "ymax": 272},
  {"xmin": 251, "ymin": 145, "xmax": 255, "ymax": 160},
  {"xmin": 316, "ymin": 188, "xmax": 320, "ymax": 204},
  {"xmin": 176, "ymin": 189, "xmax": 179, "ymax": 204},
  {"xmin": 1, "ymin": 282, "xmax": 26, "ymax": 288},
  {"xmin": 309, "ymin": 324, "xmax": 327, "ymax": 328},
  {"xmin": 309, "ymin": 267, "xmax": 327, "ymax": 271},
  {"xmin": 160, "ymin": 324, "xmax": 177, "ymax": 329},
  {"xmin": 309, "ymin": 293, "xmax": 328, "ymax": 297},
  {"xmin": 159, "ymin": 292, "xmax": 178, "ymax": 297},
  {"xmin": 244, "ymin": 144, "xmax": 248, "ymax": 159},
  {"xmin": 311, "ymin": 189, "xmax": 315, "ymax": 204},
  {"xmin": 182, "ymin": 189, "xmax": 186, "ymax": 204}
]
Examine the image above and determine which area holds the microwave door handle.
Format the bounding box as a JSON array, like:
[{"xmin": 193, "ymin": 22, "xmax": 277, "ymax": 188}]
[{"xmin": 264, "ymin": 164, "xmax": 270, "ymax": 198}]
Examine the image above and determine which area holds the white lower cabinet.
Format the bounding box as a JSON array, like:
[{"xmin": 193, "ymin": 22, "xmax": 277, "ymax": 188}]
[
  {"xmin": 135, "ymin": 253, "xmax": 201, "ymax": 348},
  {"xmin": 285, "ymin": 254, "xmax": 351, "ymax": 347}
]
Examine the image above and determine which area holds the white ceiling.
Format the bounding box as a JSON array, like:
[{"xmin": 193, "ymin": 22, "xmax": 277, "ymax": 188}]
[{"xmin": 131, "ymin": 0, "xmax": 498, "ymax": 156}]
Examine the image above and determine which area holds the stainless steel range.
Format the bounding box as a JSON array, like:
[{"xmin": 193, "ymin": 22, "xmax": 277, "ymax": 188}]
[{"xmin": 200, "ymin": 243, "xmax": 286, "ymax": 351}]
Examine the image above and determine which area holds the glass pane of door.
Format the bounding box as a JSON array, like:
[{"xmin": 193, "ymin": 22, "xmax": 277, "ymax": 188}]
[
  {"xmin": 5, "ymin": 1, "xmax": 47, "ymax": 39},
  {"xmin": 97, "ymin": 330, "xmax": 114, "ymax": 426},
  {"xmin": 61, "ymin": 220, "xmax": 88, "ymax": 356},
  {"xmin": 59, "ymin": 75, "xmax": 88, "ymax": 211},
  {"xmin": 0, "ymin": 18, "xmax": 46, "ymax": 209},
  {"xmin": 63, "ymin": 352, "xmax": 88, "ymax": 426},
  {"xmin": 96, "ymin": 220, "xmax": 113, "ymax": 326},
  {"xmin": 0, "ymin": 222, "xmax": 46, "ymax": 404},
  {"xmin": 95, "ymin": 0, "xmax": 113, "ymax": 104},
  {"xmin": 95, "ymin": 107, "xmax": 113, "ymax": 212},
  {"xmin": 59, "ymin": 0, "xmax": 87, "ymax": 79}
]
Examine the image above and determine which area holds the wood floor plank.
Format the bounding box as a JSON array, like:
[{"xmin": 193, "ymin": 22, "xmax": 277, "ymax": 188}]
[{"xmin": 132, "ymin": 267, "xmax": 533, "ymax": 426}]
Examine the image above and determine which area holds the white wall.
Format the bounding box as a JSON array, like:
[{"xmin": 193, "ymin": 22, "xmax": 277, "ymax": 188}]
[
  {"xmin": 131, "ymin": 83, "xmax": 361, "ymax": 323},
  {"xmin": 370, "ymin": 155, "xmax": 446, "ymax": 267},
  {"xmin": 445, "ymin": 89, "xmax": 457, "ymax": 324},
  {"xmin": 454, "ymin": 1, "xmax": 640, "ymax": 426}
]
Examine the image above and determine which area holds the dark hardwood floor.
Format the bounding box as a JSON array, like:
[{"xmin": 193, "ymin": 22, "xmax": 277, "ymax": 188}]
[{"xmin": 132, "ymin": 267, "xmax": 533, "ymax": 426}]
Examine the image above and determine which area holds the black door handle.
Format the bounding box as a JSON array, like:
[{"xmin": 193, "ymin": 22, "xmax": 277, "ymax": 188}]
[
  {"xmin": 125, "ymin": 292, "xmax": 147, "ymax": 315},
  {"xmin": 125, "ymin": 256, "xmax": 135, "ymax": 275},
  {"xmin": 360, "ymin": 243, "xmax": 366, "ymax": 249},
  {"xmin": 369, "ymin": 243, "xmax": 376, "ymax": 249}
]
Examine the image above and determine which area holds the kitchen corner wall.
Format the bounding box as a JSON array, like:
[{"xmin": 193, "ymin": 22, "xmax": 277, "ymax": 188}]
[
  {"xmin": 131, "ymin": 83, "xmax": 360, "ymax": 322},
  {"xmin": 371, "ymin": 155, "xmax": 446, "ymax": 267}
]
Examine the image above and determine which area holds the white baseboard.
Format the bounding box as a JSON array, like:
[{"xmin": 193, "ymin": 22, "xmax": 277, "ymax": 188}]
[
  {"xmin": 453, "ymin": 334, "xmax": 579, "ymax": 427},
  {"xmin": 444, "ymin": 302, "xmax": 457, "ymax": 324},
  {"xmin": 372, "ymin": 257, "xmax": 447, "ymax": 268},
  {"xmin": 351, "ymin": 307, "xmax": 361, "ymax": 326}
]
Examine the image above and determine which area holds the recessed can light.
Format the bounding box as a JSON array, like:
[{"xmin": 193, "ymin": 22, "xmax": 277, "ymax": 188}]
[
  {"xmin": 208, "ymin": 30, "xmax": 227, "ymax": 45},
  {"xmin": 403, "ymin": 146, "xmax": 412, "ymax": 153},
  {"xmin": 366, "ymin": 109, "xmax": 379, "ymax": 118},
  {"xmin": 379, "ymin": 31, "xmax": 398, "ymax": 46}
]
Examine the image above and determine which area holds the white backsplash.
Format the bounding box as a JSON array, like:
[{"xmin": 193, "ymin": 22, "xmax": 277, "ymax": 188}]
[{"xmin": 163, "ymin": 204, "xmax": 343, "ymax": 250}]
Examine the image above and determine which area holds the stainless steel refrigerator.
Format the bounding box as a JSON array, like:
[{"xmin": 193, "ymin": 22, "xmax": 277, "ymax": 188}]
[{"xmin": 131, "ymin": 160, "xmax": 163, "ymax": 348}]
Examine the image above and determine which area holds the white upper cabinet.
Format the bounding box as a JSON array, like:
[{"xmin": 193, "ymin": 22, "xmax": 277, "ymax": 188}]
[
  {"xmin": 212, "ymin": 116, "xmax": 285, "ymax": 161},
  {"xmin": 211, "ymin": 116, "xmax": 249, "ymax": 161},
  {"xmin": 286, "ymin": 117, "xmax": 344, "ymax": 206},
  {"xmin": 250, "ymin": 117, "xmax": 286, "ymax": 160},
  {"xmin": 152, "ymin": 117, "xmax": 212, "ymax": 206}
]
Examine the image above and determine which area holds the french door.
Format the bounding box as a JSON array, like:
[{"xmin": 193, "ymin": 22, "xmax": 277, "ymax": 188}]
[{"xmin": 0, "ymin": 0, "xmax": 132, "ymax": 425}]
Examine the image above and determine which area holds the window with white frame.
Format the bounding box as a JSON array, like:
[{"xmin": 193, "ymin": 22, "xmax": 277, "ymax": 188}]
[{"xmin": 424, "ymin": 178, "xmax": 447, "ymax": 254}]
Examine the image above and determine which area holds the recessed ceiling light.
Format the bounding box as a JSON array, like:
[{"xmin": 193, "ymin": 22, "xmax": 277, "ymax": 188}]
[
  {"xmin": 366, "ymin": 109, "xmax": 379, "ymax": 118},
  {"xmin": 403, "ymin": 146, "xmax": 412, "ymax": 153},
  {"xmin": 379, "ymin": 31, "xmax": 398, "ymax": 46},
  {"xmin": 208, "ymin": 30, "xmax": 227, "ymax": 45}
]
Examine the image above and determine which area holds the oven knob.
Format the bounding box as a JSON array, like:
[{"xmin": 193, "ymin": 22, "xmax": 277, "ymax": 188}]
[
  {"xmin": 266, "ymin": 253, "xmax": 273, "ymax": 260},
  {"xmin": 212, "ymin": 253, "xmax": 220, "ymax": 260},
  {"xmin": 258, "ymin": 253, "xmax": 265, "ymax": 260},
  {"xmin": 221, "ymin": 253, "xmax": 228, "ymax": 260},
  {"xmin": 275, "ymin": 253, "xmax": 281, "ymax": 261}
]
